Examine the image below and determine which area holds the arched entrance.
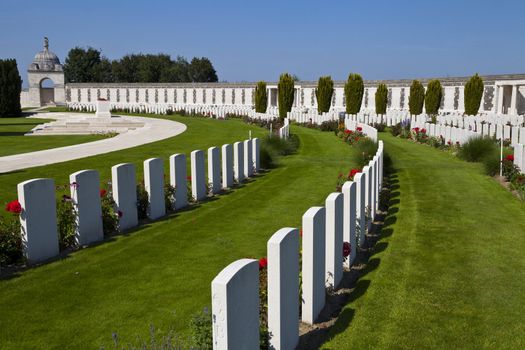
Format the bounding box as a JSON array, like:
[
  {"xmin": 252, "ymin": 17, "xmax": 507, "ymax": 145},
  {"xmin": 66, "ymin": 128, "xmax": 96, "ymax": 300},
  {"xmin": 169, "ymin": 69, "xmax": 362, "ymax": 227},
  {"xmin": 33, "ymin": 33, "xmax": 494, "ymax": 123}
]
[{"xmin": 40, "ymin": 78, "xmax": 55, "ymax": 105}]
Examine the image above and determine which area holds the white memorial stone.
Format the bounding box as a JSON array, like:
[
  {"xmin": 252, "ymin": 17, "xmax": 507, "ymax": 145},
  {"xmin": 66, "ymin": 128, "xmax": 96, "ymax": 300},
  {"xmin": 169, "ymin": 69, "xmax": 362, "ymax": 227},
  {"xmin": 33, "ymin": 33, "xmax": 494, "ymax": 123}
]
[
  {"xmin": 208, "ymin": 146, "xmax": 221, "ymax": 194},
  {"xmin": 95, "ymin": 99, "xmax": 111, "ymax": 118},
  {"xmin": 211, "ymin": 259, "xmax": 259, "ymax": 350},
  {"xmin": 18, "ymin": 178, "xmax": 59, "ymax": 263},
  {"xmin": 221, "ymin": 144, "xmax": 234, "ymax": 188},
  {"xmin": 354, "ymin": 172, "xmax": 366, "ymax": 247},
  {"xmin": 268, "ymin": 228, "xmax": 300, "ymax": 350},
  {"xmin": 111, "ymin": 163, "xmax": 138, "ymax": 230},
  {"xmin": 144, "ymin": 158, "xmax": 165, "ymax": 220},
  {"xmin": 325, "ymin": 192, "xmax": 344, "ymax": 289},
  {"xmin": 302, "ymin": 206, "xmax": 326, "ymax": 324},
  {"xmin": 243, "ymin": 139, "xmax": 253, "ymax": 177},
  {"xmin": 191, "ymin": 150, "xmax": 207, "ymax": 201},
  {"xmin": 252, "ymin": 138, "xmax": 260, "ymax": 173},
  {"xmin": 233, "ymin": 141, "xmax": 244, "ymax": 183},
  {"xmin": 70, "ymin": 170, "xmax": 103, "ymax": 245},
  {"xmin": 342, "ymin": 181, "xmax": 357, "ymax": 266},
  {"xmin": 169, "ymin": 154, "xmax": 187, "ymax": 210}
]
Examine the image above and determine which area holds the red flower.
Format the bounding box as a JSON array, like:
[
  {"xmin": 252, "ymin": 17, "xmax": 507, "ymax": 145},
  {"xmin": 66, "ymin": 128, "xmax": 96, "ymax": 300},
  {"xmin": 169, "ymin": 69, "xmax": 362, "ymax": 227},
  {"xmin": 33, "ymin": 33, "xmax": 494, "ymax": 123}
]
[
  {"xmin": 300, "ymin": 229, "xmax": 303, "ymax": 237},
  {"xmin": 5, "ymin": 200, "xmax": 22, "ymax": 214},
  {"xmin": 349, "ymin": 169, "xmax": 361, "ymax": 179},
  {"xmin": 258, "ymin": 257, "xmax": 268, "ymax": 270},
  {"xmin": 505, "ymin": 154, "xmax": 515, "ymax": 162},
  {"xmin": 344, "ymin": 129, "xmax": 351, "ymax": 134},
  {"xmin": 186, "ymin": 176, "xmax": 192, "ymax": 181},
  {"xmin": 117, "ymin": 210, "xmax": 123, "ymax": 218},
  {"xmin": 100, "ymin": 189, "xmax": 107, "ymax": 198},
  {"xmin": 421, "ymin": 128, "xmax": 427, "ymax": 134},
  {"xmin": 356, "ymin": 127, "xmax": 363, "ymax": 132},
  {"xmin": 447, "ymin": 141, "xmax": 452, "ymax": 145},
  {"xmin": 414, "ymin": 127, "xmax": 420, "ymax": 132},
  {"xmin": 343, "ymin": 242, "xmax": 351, "ymax": 258}
]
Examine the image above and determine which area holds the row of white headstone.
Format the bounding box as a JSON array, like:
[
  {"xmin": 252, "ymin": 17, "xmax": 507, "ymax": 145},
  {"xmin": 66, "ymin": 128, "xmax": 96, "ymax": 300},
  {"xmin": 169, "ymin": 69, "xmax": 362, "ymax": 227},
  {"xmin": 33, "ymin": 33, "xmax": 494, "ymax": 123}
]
[
  {"xmin": 210, "ymin": 139, "xmax": 385, "ymax": 350},
  {"xmin": 13, "ymin": 138, "xmax": 260, "ymax": 265}
]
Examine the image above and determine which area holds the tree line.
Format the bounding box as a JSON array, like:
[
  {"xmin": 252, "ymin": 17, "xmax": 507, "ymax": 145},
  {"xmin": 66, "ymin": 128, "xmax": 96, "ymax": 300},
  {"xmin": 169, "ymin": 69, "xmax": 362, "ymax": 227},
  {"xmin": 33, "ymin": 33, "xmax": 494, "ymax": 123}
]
[
  {"xmin": 63, "ymin": 47, "xmax": 218, "ymax": 84},
  {"xmin": 256, "ymin": 73, "xmax": 484, "ymax": 119},
  {"xmin": 0, "ymin": 59, "xmax": 22, "ymax": 118}
]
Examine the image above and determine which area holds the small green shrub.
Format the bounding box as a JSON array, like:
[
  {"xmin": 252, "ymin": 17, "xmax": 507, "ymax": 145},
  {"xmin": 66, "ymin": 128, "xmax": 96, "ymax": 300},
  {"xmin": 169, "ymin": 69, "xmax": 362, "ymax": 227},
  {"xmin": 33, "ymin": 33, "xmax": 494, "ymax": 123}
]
[
  {"xmin": 164, "ymin": 182, "xmax": 176, "ymax": 212},
  {"xmin": 0, "ymin": 216, "xmax": 23, "ymax": 265},
  {"xmin": 458, "ymin": 136, "xmax": 497, "ymax": 162},
  {"xmin": 100, "ymin": 187, "xmax": 120, "ymax": 235},
  {"xmin": 189, "ymin": 308, "xmax": 213, "ymax": 350},
  {"xmin": 372, "ymin": 123, "xmax": 386, "ymax": 132},
  {"xmin": 353, "ymin": 138, "xmax": 378, "ymax": 167},
  {"xmin": 56, "ymin": 196, "xmax": 77, "ymax": 250},
  {"xmin": 320, "ymin": 120, "xmax": 339, "ymax": 132},
  {"xmin": 482, "ymin": 151, "xmax": 501, "ymax": 176},
  {"xmin": 136, "ymin": 182, "xmax": 149, "ymax": 220}
]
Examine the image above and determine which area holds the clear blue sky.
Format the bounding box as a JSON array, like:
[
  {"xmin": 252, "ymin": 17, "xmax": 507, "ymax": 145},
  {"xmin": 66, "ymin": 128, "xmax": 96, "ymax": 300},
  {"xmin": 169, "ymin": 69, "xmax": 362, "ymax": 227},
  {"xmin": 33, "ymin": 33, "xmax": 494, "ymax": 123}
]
[{"xmin": 1, "ymin": 0, "xmax": 524, "ymax": 84}]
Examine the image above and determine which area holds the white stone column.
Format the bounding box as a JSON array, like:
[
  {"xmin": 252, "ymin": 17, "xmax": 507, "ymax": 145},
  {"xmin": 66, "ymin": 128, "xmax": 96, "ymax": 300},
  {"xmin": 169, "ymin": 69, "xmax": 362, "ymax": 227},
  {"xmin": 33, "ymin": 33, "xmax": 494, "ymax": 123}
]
[
  {"xmin": 301, "ymin": 206, "xmax": 326, "ymax": 324},
  {"xmin": 267, "ymin": 228, "xmax": 300, "ymax": 350},
  {"xmin": 221, "ymin": 144, "xmax": 234, "ymax": 188},
  {"xmin": 111, "ymin": 163, "xmax": 138, "ymax": 231},
  {"xmin": 191, "ymin": 150, "xmax": 206, "ymax": 201},
  {"xmin": 208, "ymin": 146, "xmax": 221, "ymax": 194},
  {"xmin": 70, "ymin": 169, "xmax": 103, "ymax": 245},
  {"xmin": 169, "ymin": 153, "xmax": 187, "ymax": 210},
  {"xmin": 211, "ymin": 259, "xmax": 259, "ymax": 350},
  {"xmin": 510, "ymin": 85, "xmax": 518, "ymax": 115},
  {"xmin": 325, "ymin": 192, "xmax": 344, "ymax": 289},
  {"xmin": 498, "ymin": 85, "xmax": 505, "ymax": 114},
  {"xmin": 18, "ymin": 178, "xmax": 59, "ymax": 263},
  {"xmin": 144, "ymin": 158, "xmax": 165, "ymax": 220}
]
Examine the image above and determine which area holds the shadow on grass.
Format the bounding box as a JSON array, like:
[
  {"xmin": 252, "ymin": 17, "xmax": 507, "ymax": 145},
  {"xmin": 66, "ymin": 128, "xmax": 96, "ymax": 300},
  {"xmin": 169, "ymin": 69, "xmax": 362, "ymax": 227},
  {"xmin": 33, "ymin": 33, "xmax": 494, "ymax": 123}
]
[{"xmin": 298, "ymin": 167, "xmax": 400, "ymax": 349}]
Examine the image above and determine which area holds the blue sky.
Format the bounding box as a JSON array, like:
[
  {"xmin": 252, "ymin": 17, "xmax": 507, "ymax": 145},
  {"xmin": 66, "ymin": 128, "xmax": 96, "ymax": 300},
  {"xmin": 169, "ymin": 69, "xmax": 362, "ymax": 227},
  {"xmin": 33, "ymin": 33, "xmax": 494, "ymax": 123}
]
[{"xmin": 1, "ymin": 0, "xmax": 524, "ymax": 84}]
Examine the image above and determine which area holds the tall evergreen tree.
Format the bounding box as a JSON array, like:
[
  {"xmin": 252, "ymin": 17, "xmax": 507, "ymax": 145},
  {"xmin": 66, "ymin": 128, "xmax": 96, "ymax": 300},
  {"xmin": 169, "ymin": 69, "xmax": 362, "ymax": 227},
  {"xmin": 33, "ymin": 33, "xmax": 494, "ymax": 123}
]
[
  {"xmin": 409, "ymin": 80, "xmax": 425, "ymax": 115},
  {"xmin": 424, "ymin": 79, "xmax": 442, "ymax": 115},
  {"xmin": 464, "ymin": 73, "xmax": 484, "ymax": 115},
  {"xmin": 188, "ymin": 57, "xmax": 218, "ymax": 82},
  {"xmin": 375, "ymin": 83, "xmax": 388, "ymax": 115},
  {"xmin": 254, "ymin": 81, "xmax": 268, "ymax": 113},
  {"xmin": 0, "ymin": 59, "xmax": 22, "ymax": 118},
  {"xmin": 344, "ymin": 73, "xmax": 364, "ymax": 114},
  {"xmin": 315, "ymin": 76, "xmax": 334, "ymax": 114},
  {"xmin": 278, "ymin": 73, "xmax": 295, "ymax": 120}
]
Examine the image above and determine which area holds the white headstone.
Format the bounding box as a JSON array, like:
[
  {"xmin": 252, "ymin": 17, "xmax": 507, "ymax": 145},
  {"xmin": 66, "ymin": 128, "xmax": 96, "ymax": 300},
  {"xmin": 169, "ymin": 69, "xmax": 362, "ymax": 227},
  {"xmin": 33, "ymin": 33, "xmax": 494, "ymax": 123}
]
[
  {"xmin": 233, "ymin": 141, "xmax": 245, "ymax": 183},
  {"xmin": 144, "ymin": 158, "xmax": 165, "ymax": 220},
  {"xmin": 252, "ymin": 138, "xmax": 260, "ymax": 173},
  {"xmin": 208, "ymin": 146, "xmax": 221, "ymax": 194},
  {"xmin": 342, "ymin": 181, "xmax": 357, "ymax": 266},
  {"xmin": 302, "ymin": 206, "xmax": 326, "ymax": 324},
  {"xmin": 243, "ymin": 140, "xmax": 253, "ymax": 178},
  {"xmin": 211, "ymin": 259, "xmax": 259, "ymax": 350},
  {"xmin": 111, "ymin": 163, "xmax": 138, "ymax": 230},
  {"xmin": 70, "ymin": 170, "xmax": 103, "ymax": 245},
  {"xmin": 267, "ymin": 228, "xmax": 300, "ymax": 350},
  {"xmin": 18, "ymin": 178, "xmax": 59, "ymax": 263},
  {"xmin": 325, "ymin": 192, "xmax": 344, "ymax": 289},
  {"xmin": 169, "ymin": 154, "xmax": 187, "ymax": 210},
  {"xmin": 354, "ymin": 172, "xmax": 366, "ymax": 248},
  {"xmin": 191, "ymin": 150, "xmax": 207, "ymax": 201},
  {"xmin": 221, "ymin": 144, "xmax": 234, "ymax": 188}
]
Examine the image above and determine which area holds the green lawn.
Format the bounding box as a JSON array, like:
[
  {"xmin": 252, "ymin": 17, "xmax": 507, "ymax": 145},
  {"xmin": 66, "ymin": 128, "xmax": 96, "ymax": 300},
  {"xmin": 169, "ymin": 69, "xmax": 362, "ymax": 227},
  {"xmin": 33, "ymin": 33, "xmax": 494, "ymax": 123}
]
[
  {"xmin": 0, "ymin": 119, "xmax": 356, "ymax": 349},
  {"xmin": 0, "ymin": 117, "xmax": 105, "ymax": 157},
  {"xmin": 322, "ymin": 133, "xmax": 525, "ymax": 349}
]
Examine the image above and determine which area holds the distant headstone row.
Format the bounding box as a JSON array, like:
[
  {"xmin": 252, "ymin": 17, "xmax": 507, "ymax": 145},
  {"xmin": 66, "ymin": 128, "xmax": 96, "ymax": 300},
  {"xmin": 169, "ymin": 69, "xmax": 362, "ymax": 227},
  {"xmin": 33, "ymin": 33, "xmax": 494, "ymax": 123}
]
[
  {"xmin": 211, "ymin": 138, "xmax": 385, "ymax": 350},
  {"xmin": 13, "ymin": 138, "xmax": 260, "ymax": 265}
]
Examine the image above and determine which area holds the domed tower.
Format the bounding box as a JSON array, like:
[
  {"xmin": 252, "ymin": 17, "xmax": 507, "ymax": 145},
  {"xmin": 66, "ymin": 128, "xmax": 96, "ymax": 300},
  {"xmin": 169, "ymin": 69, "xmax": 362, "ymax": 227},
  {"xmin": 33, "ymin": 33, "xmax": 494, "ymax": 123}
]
[{"xmin": 27, "ymin": 37, "xmax": 65, "ymax": 106}]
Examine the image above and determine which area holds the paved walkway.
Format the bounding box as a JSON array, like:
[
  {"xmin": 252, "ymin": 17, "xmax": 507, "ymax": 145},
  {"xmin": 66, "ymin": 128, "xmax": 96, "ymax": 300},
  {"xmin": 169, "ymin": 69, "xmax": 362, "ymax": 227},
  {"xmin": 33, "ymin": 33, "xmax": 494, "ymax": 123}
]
[{"xmin": 0, "ymin": 112, "xmax": 186, "ymax": 173}]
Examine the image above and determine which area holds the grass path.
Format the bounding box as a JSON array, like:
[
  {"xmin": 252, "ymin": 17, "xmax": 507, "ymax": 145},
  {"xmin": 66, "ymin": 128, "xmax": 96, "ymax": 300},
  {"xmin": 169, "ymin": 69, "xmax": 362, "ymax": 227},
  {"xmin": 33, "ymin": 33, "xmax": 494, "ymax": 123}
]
[
  {"xmin": 0, "ymin": 124, "xmax": 356, "ymax": 349},
  {"xmin": 0, "ymin": 117, "xmax": 105, "ymax": 157},
  {"xmin": 323, "ymin": 133, "xmax": 525, "ymax": 349}
]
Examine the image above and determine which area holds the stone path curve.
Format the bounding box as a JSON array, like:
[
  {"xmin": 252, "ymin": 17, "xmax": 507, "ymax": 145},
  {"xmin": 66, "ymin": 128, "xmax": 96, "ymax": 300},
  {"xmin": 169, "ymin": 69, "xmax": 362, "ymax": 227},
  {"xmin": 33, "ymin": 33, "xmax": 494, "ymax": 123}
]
[{"xmin": 0, "ymin": 113, "xmax": 186, "ymax": 173}]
